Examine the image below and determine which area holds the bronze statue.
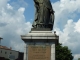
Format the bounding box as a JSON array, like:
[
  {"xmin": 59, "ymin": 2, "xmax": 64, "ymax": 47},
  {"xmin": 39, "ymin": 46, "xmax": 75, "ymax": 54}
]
[{"xmin": 32, "ymin": 0, "xmax": 54, "ymax": 30}]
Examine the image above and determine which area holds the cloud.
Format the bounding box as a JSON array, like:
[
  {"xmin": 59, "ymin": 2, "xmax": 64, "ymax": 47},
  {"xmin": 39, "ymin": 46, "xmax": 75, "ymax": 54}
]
[
  {"xmin": 54, "ymin": 19, "xmax": 80, "ymax": 60},
  {"xmin": 52, "ymin": 0, "xmax": 80, "ymax": 60},
  {"xmin": 74, "ymin": 54, "xmax": 80, "ymax": 60},
  {"xmin": 0, "ymin": 0, "xmax": 31, "ymax": 52},
  {"xmin": 0, "ymin": 0, "xmax": 9, "ymax": 9},
  {"xmin": 52, "ymin": 0, "xmax": 80, "ymax": 30},
  {"xmin": 75, "ymin": 19, "xmax": 80, "ymax": 33},
  {"xmin": 9, "ymin": 0, "xmax": 28, "ymax": 9}
]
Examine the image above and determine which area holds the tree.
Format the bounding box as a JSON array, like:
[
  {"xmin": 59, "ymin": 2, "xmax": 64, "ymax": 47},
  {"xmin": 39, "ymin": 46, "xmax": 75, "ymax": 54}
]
[
  {"xmin": 56, "ymin": 43, "xmax": 73, "ymax": 60},
  {"xmin": 78, "ymin": 58, "xmax": 80, "ymax": 60}
]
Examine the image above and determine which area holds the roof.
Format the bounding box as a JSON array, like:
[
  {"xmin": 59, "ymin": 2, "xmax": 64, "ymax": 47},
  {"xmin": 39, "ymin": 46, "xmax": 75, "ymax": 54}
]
[
  {"xmin": 0, "ymin": 45, "xmax": 23, "ymax": 53},
  {"xmin": 0, "ymin": 45, "xmax": 11, "ymax": 50}
]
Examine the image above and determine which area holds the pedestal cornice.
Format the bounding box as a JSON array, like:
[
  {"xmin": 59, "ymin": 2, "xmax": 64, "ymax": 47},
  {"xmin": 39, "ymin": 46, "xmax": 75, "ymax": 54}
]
[{"xmin": 21, "ymin": 31, "xmax": 59, "ymax": 44}]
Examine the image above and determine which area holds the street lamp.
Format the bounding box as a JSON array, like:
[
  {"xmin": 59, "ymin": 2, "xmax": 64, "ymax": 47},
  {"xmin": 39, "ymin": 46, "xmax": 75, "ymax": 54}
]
[{"xmin": 0, "ymin": 37, "xmax": 3, "ymax": 46}]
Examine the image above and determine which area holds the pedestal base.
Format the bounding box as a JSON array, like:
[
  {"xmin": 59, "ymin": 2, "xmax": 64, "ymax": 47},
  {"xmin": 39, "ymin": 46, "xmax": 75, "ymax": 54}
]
[{"xmin": 21, "ymin": 31, "xmax": 59, "ymax": 60}]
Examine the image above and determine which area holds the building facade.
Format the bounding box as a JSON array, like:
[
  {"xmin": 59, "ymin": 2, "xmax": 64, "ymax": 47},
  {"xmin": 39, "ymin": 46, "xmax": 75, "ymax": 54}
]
[{"xmin": 0, "ymin": 45, "xmax": 23, "ymax": 60}]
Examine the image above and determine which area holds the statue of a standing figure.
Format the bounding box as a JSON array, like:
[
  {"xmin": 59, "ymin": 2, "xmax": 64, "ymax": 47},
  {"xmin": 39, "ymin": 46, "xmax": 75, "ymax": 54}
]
[{"xmin": 32, "ymin": 0, "xmax": 54, "ymax": 30}]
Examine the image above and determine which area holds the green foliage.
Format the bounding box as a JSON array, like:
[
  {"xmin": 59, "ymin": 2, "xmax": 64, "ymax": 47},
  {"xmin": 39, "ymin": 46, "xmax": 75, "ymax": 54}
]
[
  {"xmin": 56, "ymin": 43, "xmax": 73, "ymax": 60},
  {"xmin": 5, "ymin": 59, "xmax": 9, "ymax": 60},
  {"xmin": 78, "ymin": 58, "xmax": 80, "ymax": 60}
]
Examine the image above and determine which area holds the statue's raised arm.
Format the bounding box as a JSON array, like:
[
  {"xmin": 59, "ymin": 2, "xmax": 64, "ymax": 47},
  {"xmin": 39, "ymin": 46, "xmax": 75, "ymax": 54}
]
[{"xmin": 32, "ymin": 0, "xmax": 55, "ymax": 30}]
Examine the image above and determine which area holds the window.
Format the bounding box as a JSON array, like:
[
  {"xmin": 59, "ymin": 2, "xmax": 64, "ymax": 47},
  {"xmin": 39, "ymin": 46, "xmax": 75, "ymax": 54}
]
[
  {"xmin": 5, "ymin": 52, "xmax": 7, "ymax": 54},
  {"xmin": 10, "ymin": 52, "xmax": 12, "ymax": 54},
  {"xmin": 1, "ymin": 50, "xmax": 2, "ymax": 53}
]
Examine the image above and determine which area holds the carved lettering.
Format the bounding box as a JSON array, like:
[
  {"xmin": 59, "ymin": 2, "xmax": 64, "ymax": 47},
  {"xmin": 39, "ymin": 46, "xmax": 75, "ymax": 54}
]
[{"xmin": 28, "ymin": 45, "xmax": 51, "ymax": 60}]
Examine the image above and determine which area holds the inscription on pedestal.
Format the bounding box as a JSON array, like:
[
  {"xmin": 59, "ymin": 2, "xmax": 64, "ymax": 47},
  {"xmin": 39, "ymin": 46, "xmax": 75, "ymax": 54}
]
[{"xmin": 28, "ymin": 45, "xmax": 51, "ymax": 60}]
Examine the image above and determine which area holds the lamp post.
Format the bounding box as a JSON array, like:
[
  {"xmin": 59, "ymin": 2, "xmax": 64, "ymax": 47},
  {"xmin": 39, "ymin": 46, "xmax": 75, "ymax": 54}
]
[{"xmin": 0, "ymin": 37, "xmax": 3, "ymax": 46}]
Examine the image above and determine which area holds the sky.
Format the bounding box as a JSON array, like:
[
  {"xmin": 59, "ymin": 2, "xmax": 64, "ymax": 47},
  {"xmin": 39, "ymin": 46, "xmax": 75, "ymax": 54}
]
[{"xmin": 0, "ymin": 0, "xmax": 80, "ymax": 60}]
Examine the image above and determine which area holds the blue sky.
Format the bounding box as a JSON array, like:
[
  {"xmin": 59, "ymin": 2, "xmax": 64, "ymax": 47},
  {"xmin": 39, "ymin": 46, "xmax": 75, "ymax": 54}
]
[
  {"xmin": 8, "ymin": 0, "xmax": 60, "ymax": 23},
  {"xmin": 0, "ymin": 0, "xmax": 80, "ymax": 60}
]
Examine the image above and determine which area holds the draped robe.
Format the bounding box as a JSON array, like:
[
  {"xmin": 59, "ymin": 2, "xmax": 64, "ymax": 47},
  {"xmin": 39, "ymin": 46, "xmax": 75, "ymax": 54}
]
[{"xmin": 32, "ymin": 0, "xmax": 54, "ymax": 29}]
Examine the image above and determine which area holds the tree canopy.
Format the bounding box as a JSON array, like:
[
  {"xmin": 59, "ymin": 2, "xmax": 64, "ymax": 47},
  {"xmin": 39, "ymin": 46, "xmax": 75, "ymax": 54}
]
[
  {"xmin": 78, "ymin": 58, "xmax": 80, "ymax": 60},
  {"xmin": 56, "ymin": 43, "xmax": 73, "ymax": 60}
]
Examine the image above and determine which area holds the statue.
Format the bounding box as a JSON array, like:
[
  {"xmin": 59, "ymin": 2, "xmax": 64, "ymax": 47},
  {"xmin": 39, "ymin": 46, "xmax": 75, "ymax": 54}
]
[{"xmin": 32, "ymin": 0, "xmax": 54, "ymax": 30}]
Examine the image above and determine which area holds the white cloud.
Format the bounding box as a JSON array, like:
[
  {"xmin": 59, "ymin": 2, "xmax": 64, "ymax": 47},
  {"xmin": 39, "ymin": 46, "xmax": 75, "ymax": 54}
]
[
  {"xmin": 54, "ymin": 19, "xmax": 80, "ymax": 60},
  {"xmin": 0, "ymin": 0, "xmax": 31, "ymax": 52},
  {"xmin": 0, "ymin": 0, "xmax": 9, "ymax": 9},
  {"xmin": 52, "ymin": 0, "xmax": 80, "ymax": 29},
  {"xmin": 7, "ymin": 4, "xmax": 13, "ymax": 9},
  {"xmin": 18, "ymin": 7, "xmax": 25, "ymax": 13},
  {"xmin": 75, "ymin": 19, "xmax": 80, "ymax": 33},
  {"xmin": 52, "ymin": 0, "xmax": 80, "ymax": 60},
  {"xmin": 74, "ymin": 54, "xmax": 80, "ymax": 60}
]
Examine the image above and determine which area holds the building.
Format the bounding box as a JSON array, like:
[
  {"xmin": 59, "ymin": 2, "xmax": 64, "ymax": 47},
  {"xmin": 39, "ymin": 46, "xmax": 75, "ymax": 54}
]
[
  {"xmin": 0, "ymin": 37, "xmax": 23, "ymax": 60},
  {"xmin": 0, "ymin": 45, "xmax": 24, "ymax": 60},
  {"xmin": 0, "ymin": 45, "xmax": 23, "ymax": 60}
]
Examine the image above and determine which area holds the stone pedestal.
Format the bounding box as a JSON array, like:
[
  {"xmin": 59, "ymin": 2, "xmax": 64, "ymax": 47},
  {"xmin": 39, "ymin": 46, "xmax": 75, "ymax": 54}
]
[{"xmin": 21, "ymin": 31, "xmax": 59, "ymax": 60}]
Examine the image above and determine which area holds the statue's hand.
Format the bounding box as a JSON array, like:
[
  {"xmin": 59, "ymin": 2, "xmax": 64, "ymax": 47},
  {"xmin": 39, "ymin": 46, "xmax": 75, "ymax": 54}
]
[{"xmin": 50, "ymin": 9, "xmax": 55, "ymax": 14}]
